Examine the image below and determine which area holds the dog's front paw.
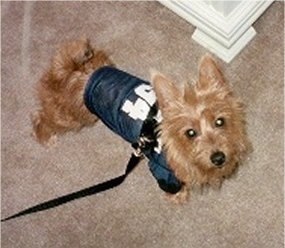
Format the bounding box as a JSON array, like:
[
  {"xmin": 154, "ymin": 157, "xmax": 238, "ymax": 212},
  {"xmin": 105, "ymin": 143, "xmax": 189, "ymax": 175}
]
[{"xmin": 165, "ymin": 186, "xmax": 189, "ymax": 204}]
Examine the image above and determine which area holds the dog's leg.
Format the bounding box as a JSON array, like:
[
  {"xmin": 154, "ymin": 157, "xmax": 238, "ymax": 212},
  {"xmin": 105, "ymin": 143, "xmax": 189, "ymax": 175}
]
[
  {"xmin": 165, "ymin": 185, "xmax": 190, "ymax": 204},
  {"xmin": 32, "ymin": 110, "xmax": 57, "ymax": 147}
]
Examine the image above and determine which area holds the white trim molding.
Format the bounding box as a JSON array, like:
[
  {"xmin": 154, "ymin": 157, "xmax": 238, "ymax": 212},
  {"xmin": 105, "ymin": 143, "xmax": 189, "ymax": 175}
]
[{"xmin": 159, "ymin": 0, "xmax": 274, "ymax": 63}]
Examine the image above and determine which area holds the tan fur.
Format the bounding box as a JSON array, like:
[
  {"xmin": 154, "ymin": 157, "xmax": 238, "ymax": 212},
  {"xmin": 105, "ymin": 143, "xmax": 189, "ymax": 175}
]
[
  {"xmin": 152, "ymin": 55, "xmax": 251, "ymax": 203},
  {"xmin": 32, "ymin": 39, "xmax": 113, "ymax": 146},
  {"xmin": 33, "ymin": 40, "xmax": 251, "ymax": 203}
]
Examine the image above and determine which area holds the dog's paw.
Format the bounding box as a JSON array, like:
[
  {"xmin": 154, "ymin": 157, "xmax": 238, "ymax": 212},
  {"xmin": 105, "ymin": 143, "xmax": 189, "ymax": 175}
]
[
  {"xmin": 31, "ymin": 112, "xmax": 58, "ymax": 148},
  {"xmin": 165, "ymin": 186, "xmax": 189, "ymax": 204},
  {"xmin": 45, "ymin": 134, "xmax": 58, "ymax": 148},
  {"xmin": 31, "ymin": 129, "xmax": 58, "ymax": 148}
]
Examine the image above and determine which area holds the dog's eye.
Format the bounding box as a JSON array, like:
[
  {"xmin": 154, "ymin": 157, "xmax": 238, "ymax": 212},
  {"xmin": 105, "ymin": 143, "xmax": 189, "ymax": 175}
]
[
  {"xmin": 215, "ymin": 117, "xmax": 225, "ymax": 127},
  {"xmin": 186, "ymin": 129, "xmax": 197, "ymax": 138}
]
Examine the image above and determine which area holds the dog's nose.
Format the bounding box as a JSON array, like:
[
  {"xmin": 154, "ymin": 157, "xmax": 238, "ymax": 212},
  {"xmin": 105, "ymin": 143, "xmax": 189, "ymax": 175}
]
[{"xmin": 210, "ymin": 151, "xmax": 226, "ymax": 167}]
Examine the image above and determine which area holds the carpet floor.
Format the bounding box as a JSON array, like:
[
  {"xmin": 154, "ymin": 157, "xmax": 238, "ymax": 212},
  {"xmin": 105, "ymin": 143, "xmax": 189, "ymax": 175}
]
[{"xmin": 1, "ymin": 2, "xmax": 284, "ymax": 248}]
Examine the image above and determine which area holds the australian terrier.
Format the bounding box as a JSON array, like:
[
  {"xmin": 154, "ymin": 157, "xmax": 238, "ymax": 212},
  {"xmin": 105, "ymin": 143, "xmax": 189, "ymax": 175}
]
[{"xmin": 32, "ymin": 39, "xmax": 251, "ymax": 203}]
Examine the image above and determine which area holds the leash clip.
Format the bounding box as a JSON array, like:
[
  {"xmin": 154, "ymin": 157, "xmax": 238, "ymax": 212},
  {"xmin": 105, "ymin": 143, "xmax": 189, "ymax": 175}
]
[{"xmin": 133, "ymin": 136, "xmax": 153, "ymax": 157}]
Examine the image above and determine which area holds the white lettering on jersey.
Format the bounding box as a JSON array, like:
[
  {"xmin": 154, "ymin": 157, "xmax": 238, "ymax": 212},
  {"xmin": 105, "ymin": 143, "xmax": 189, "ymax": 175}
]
[
  {"xmin": 154, "ymin": 137, "xmax": 162, "ymax": 154},
  {"xmin": 122, "ymin": 84, "xmax": 156, "ymax": 121},
  {"xmin": 134, "ymin": 84, "xmax": 156, "ymax": 106}
]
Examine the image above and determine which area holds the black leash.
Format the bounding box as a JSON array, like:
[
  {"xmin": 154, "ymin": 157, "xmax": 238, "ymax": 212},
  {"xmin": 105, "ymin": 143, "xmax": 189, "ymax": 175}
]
[
  {"xmin": 2, "ymin": 105, "xmax": 159, "ymax": 222},
  {"xmin": 1, "ymin": 150, "xmax": 143, "ymax": 222}
]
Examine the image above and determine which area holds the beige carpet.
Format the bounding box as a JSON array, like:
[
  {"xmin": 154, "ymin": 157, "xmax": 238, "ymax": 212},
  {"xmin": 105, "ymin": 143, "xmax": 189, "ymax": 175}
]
[{"xmin": 1, "ymin": 1, "xmax": 284, "ymax": 248}]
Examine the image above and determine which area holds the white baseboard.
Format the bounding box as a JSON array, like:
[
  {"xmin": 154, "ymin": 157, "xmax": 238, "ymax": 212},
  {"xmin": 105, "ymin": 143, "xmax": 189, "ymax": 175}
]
[
  {"xmin": 192, "ymin": 26, "xmax": 256, "ymax": 63},
  {"xmin": 159, "ymin": 0, "xmax": 274, "ymax": 63}
]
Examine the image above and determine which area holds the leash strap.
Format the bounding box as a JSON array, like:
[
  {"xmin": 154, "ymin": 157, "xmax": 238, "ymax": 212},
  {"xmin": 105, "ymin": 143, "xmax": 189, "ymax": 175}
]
[
  {"xmin": 1, "ymin": 153, "xmax": 143, "ymax": 222},
  {"xmin": 2, "ymin": 104, "xmax": 158, "ymax": 222}
]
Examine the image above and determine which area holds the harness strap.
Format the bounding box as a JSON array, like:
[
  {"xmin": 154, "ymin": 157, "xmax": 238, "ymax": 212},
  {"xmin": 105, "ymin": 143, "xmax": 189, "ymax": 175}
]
[{"xmin": 1, "ymin": 152, "xmax": 143, "ymax": 222}]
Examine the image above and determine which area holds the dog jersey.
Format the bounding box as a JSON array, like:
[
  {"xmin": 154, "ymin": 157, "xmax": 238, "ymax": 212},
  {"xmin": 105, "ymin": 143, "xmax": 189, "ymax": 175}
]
[{"xmin": 84, "ymin": 66, "xmax": 182, "ymax": 194}]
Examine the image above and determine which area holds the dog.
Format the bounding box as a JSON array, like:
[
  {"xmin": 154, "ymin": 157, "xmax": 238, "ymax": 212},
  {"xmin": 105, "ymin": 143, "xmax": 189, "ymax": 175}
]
[{"xmin": 32, "ymin": 39, "xmax": 251, "ymax": 203}]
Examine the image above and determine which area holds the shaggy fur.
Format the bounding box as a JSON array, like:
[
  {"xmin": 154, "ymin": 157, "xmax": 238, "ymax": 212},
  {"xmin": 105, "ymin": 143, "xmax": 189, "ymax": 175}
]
[
  {"xmin": 32, "ymin": 39, "xmax": 251, "ymax": 203},
  {"xmin": 152, "ymin": 57, "xmax": 251, "ymax": 202},
  {"xmin": 32, "ymin": 39, "xmax": 113, "ymax": 146}
]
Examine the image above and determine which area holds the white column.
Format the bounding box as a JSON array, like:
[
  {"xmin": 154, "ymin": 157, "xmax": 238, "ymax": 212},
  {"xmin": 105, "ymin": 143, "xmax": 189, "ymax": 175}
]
[{"xmin": 159, "ymin": 0, "xmax": 273, "ymax": 63}]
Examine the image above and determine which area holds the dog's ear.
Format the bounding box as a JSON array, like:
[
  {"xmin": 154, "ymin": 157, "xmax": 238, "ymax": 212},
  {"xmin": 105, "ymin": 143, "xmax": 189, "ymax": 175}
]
[
  {"xmin": 151, "ymin": 70, "xmax": 182, "ymax": 110},
  {"xmin": 197, "ymin": 54, "xmax": 228, "ymax": 91}
]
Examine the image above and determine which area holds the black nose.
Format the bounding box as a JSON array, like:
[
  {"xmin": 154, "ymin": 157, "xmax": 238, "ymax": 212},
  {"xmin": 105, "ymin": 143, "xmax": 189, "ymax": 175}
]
[{"xmin": 210, "ymin": 151, "xmax": 226, "ymax": 167}]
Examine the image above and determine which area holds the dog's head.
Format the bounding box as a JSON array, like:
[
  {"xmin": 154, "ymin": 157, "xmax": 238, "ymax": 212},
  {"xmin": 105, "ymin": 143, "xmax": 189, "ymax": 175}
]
[{"xmin": 151, "ymin": 55, "xmax": 252, "ymax": 186}]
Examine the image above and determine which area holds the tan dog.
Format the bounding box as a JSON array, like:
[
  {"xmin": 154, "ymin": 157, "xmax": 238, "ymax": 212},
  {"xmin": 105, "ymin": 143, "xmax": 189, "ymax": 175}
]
[{"xmin": 32, "ymin": 39, "xmax": 251, "ymax": 203}]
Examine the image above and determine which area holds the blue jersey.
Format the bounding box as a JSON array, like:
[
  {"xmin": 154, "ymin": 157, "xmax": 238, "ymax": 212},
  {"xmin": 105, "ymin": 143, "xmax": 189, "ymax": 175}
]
[{"xmin": 84, "ymin": 67, "xmax": 182, "ymax": 194}]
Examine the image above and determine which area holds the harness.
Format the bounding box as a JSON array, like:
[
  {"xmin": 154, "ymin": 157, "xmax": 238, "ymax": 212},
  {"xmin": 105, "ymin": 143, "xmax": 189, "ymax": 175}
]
[{"xmin": 1, "ymin": 67, "xmax": 182, "ymax": 222}]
